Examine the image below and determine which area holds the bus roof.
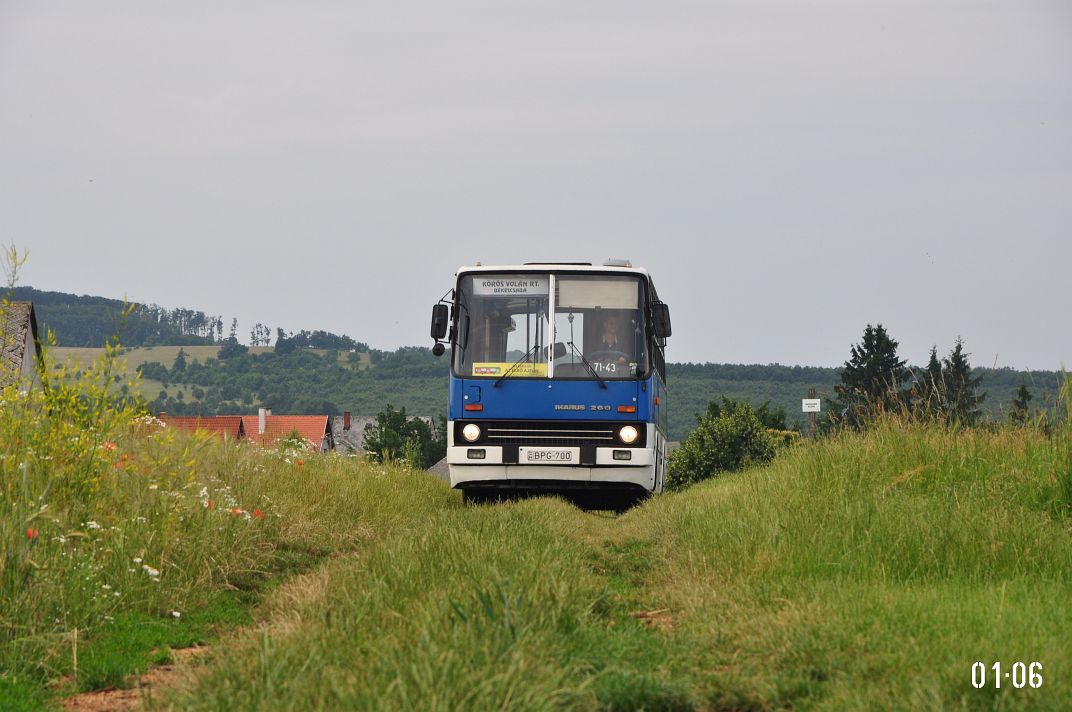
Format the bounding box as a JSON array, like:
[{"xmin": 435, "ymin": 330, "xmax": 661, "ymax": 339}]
[{"xmin": 455, "ymin": 263, "xmax": 653, "ymax": 279}]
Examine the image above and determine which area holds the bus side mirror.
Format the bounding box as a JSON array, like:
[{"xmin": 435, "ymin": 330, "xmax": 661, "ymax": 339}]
[
  {"xmin": 430, "ymin": 304, "xmax": 449, "ymax": 340},
  {"xmin": 552, "ymin": 342, "xmax": 567, "ymax": 359},
  {"xmin": 653, "ymin": 302, "xmax": 672, "ymax": 339}
]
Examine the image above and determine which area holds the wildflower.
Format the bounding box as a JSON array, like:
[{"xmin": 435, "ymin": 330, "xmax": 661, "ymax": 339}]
[
  {"xmin": 296, "ymin": 459, "xmax": 305, "ymax": 467},
  {"xmin": 26, "ymin": 527, "xmax": 39, "ymax": 541},
  {"xmin": 142, "ymin": 564, "xmax": 160, "ymax": 577},
  {"xmin": 101, "ymin": 584, "xmax": 112, "ymax": 590},
  {"xmin": 148, "ymin": 484, "xmax": 159, "ymax": 491},
  {"xmin": 170, "ymin": 611, "xmax": 181, "ymax": 619},
  {"xmin": 85, "ymin": 521, "xmax": 102, "ymax": 530},
  {"xmin": 102, "ymin": 441, "xmax": 117, "ymax": 452},
  {"xmin": 133, "ymin": 556, "xmax": 143, "ymax": 564},
  {"xmin": 252, "ymin": 509, "xmax": 265, "ymax": 519},
  {"xmin": 230, "ymin": 507, "xmax": 245, "ymax": 517}
]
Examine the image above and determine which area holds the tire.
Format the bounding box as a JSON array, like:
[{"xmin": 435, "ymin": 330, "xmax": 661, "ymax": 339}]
[{"xmin": 461, "ymin": 489, "xmax": 486, "ymax": 505}]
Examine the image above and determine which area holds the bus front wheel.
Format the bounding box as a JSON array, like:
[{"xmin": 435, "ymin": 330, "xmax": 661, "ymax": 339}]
[{"xmin": 462, "ymin": 488, "xmax": 487, "ymax": 505}]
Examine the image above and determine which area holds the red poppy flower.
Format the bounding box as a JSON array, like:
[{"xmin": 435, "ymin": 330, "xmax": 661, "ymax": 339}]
[
  {"xmin": 295, "ymin": 459, "xmax": 305, "ymax": 467},
  {"xmin": 102, "ymin": 441, "xmax": 117, "ymax": 452},
  {"xmin": 252, "ymin": 509, "xmax": 264, "ymax": 519},
  {"xmin": 26, "ymin": 527, "xmax": 39, "ymax": 541}
]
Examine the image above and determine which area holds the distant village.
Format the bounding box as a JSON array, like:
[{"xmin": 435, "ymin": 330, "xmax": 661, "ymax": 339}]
[
  {"xmin": 159, "ymin": 409, "xmax": 436, "ymax": 454},
  {"xmin": 1, "ymin": 299, "xmax": 433, "ymax": 456}
]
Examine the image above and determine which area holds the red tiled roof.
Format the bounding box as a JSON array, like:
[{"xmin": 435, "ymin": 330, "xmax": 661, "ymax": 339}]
[
  {"xmin": 240, "ymin": 415, "xmax": 330, "ymax": 452},
  {"xmin": 160, "ymin": 415, "xmax": 245, "ymax": 441}
]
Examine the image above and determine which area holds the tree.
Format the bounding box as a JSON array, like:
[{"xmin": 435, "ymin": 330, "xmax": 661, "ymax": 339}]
[
  {"xmin": 830, "ymin": 324, "xmax": 911, "ymax": 427},
  {"xmin": 217, "ymin": 337, "xmax": 248, "ymax": 359},
  {"xmin": 172, "ymin": 348, "xmax": 187, "ymax": 373},
  {"xmin": 704, "ymin": 396, "xmax": 787, "ymax": 430},
  {"xmin": 250, "ymin": 323, "xmax": 273, "ymax": 347},
  {"xmin": 1010, "ymin": 382, "xmax": 1033, "ymax": 425},
  {"xmin": 913, "ymin": 345, "xmax": 944, "ymax": 417},
  {"xmin": 363, "ymin": 405, "xmax": 446, "ymax": 469},
  {"xmin": 274, "ymin": 328, "xmax": 296, "ymax": 355},
  {"xmin": 666, "ymin": 399, "xmax": 778, "ymax": 491},
  {"xmin": 942, "ymin": 337, "xmax": 985, "ymax": 425}
]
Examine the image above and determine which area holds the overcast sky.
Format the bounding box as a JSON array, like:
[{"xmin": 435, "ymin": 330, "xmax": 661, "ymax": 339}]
[{"xmin": 1, "ymin": 1, "xmax": 1069, "ymax": 369}]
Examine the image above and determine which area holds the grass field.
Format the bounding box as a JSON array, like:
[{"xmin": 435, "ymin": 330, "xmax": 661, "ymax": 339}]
[
  {"xmin": 161, "ymin": 420, "xmax": 1071, "ymax": 711},
  {"xmin": 51, "ymin": 345, "xmax": 368, "ymax": 372},
  {"xmin": 3, "ymin": 349, "xmax": 1069, "ymax": 710},
  {"xmin": 49, "ymin": 345, "xmax": 371, "ymax": 406}
]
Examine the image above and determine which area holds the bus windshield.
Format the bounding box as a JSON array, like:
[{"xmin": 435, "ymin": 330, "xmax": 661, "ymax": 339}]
[{"xmin": 454, "ymin": 273, "xmax": 648, "ymax": 380}]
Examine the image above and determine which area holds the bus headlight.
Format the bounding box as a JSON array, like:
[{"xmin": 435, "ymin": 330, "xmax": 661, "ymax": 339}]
[
  {"xmin": 618, "ymin": 425, "xmax": 639, "ymax": 445},
  {"xmin": 461, "ymin": 423, "xmax": 482, "ymax": 443}
]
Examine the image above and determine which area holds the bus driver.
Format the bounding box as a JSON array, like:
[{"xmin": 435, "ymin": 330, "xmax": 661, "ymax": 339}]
[{"xmin": 594, "ymin": 313, "xmax": 632, "ymax": 370}]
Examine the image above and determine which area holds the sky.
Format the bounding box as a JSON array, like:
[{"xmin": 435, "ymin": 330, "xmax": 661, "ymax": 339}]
[{"xmin": 1, "ymin": 1, "xmax": 1069, "ymax": 370}]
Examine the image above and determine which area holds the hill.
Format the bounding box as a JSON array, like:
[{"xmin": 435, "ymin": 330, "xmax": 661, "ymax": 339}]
[
  {"xmin": 11, "ymin": 287, "xmax": 221, "ymax": 347},
  {"xmin": 669, "ymin": 362, "xmax": 1065, "ymax": 436},
  {"xmin": 51, "ymin": 345, "xmax": 1063, "ymax": 441},
  {"xmin": 28, "ymin": 286, "xmax": 1064, "ymax": 438}
]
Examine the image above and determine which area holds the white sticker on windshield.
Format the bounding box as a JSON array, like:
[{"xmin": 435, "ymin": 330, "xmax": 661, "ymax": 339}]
[{"xmin": 471, "ymin": 277, "xmax": 548, "ymax": 296}]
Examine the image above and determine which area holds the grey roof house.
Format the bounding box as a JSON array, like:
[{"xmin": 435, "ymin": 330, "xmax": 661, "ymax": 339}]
[
  {"xmin": 0, "ymin": 301, "xmax": 43, "ymax": 390},
  {"xmin": 332, "ymin": 411, "xmax": 439, "ymax": 454}
]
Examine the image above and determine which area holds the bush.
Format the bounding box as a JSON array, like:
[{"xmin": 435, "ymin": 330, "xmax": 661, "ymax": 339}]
[
  {"xmin": 362, "ymin": 405, "xmax": 445, "ymax": 469},
  {"xmin": 666, "ymin": 399, "xmax": 778, "ymax": 491}
]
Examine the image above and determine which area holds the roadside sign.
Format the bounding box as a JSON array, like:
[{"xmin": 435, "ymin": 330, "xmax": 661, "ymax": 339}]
[{"xmin": 802, "ymin": 399, "xmax": 821, "ymax": 413}]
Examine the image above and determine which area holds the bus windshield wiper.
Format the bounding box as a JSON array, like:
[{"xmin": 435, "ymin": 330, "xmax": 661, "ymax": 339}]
[
  {"xmin": 566, "ymin": 341, "xmax": 607, "ymax": 389},
  {"xmin": 494, "ymin": 345, "xmax": 540, "ymax": 388}
]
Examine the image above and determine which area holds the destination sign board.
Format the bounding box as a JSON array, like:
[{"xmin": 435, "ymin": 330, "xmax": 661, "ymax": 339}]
[{"xmin": 472, "ymin": 277, "xmax": 548, "ymax": 296}]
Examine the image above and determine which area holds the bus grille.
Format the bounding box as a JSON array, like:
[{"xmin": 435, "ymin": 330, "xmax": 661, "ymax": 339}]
[{"xmin": 479, "ymin": 421, "xmax": 629, "ymax": 447}]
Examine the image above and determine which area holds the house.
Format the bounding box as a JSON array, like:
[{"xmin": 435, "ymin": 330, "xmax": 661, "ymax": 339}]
[
  {"xmin": 157, "ymin": 414, "xmax": 246, "ymax": 441},
  {"xmin": 331, "ymin": 410, "xmax": 438, "ymax": 454},
  {"xmin": 0, "ymin": 301, "xmax": 43, "ymax": 390},
  {"xmin": 241, "ymin": 408, "xmax": 334, "ymax": 453}
]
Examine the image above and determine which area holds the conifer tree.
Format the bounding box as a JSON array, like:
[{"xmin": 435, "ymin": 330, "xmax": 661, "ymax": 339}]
[
  {"xmin": 831, "ymin": 323, "xmax": 911, "ymax": 427},
  {"xmin": 1010, "ymin": 382, "xmax": 1033, "ymax": 425},
  {"xmin": 915, "ymin": 345, "xmax": 945, "ymax": 417},
  {"xmin": 172, "ymin": 348, "xmax": 187, "ymax": 373},
  {"xmin": 941, "ymin": 337, "xmax": 985, "ymax": 425}
]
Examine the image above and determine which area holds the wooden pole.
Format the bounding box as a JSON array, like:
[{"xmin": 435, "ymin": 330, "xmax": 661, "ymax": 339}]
[{"xmin": 807, "ymin": 387, "xmax": 817, "ymax": 439}]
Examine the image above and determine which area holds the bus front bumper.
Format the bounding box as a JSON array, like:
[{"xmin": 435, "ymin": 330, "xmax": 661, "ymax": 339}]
[{"xmin": 447, "ymin": 445, "xmax": 656, "ymax": 490}]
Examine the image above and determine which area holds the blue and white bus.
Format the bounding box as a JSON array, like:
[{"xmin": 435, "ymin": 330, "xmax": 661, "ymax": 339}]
[{"xmin": 430, "ymin": 260, "xmax": 671, "ymax": 510}]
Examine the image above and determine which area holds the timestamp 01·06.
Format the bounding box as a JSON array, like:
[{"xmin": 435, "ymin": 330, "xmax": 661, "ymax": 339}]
[{"xmin": 971, "ymin": 662, "xmax": 1043, "ymax": 689}]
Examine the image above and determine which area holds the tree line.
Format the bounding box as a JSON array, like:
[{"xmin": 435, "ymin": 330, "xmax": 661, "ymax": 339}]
[
  {"xmin": 828, "ymin": 324, "xmax": 1047, "ymax": 428},
  {"xmin": 15, "ymin": 287, "xmax": 222, "ymax": 347},
  {"xmin": 667, "ymin": 323, "xmax": 1065, "ymax": 492}
]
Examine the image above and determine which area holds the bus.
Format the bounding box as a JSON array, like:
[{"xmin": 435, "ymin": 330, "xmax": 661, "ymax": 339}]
[{"xmin": 429, "ymin": 260, "xmax": 672, "ymax": 510}]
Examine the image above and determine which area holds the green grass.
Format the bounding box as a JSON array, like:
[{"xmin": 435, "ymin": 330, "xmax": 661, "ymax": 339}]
[
  {"xmin": 52, "ymin": 345, "xmax": 336, "ymax": 372},
  {"xmin": 4, "ymin": 344, "xmax": 1070, "ymax": 710},
  {"xmin": 163, "ymin": 418, "xmax": 1071, "ymax": 711},
  {"xmin": 0, "ymin": 343, "xmax": 454, "ymax": 708},
  {"xmin": 74, "ymin": 599, "xmax": 239, "ymax": 692}
]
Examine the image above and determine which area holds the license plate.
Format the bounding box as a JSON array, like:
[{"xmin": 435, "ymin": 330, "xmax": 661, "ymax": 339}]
[{"xmin": 524, "ymin": 448, "xmax": 574, "ymax": 463}]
